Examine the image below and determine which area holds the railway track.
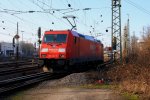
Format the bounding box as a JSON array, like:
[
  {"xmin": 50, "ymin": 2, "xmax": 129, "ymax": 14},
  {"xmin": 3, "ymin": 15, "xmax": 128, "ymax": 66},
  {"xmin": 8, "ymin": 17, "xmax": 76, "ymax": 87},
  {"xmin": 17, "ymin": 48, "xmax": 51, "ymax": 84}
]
[
  {"xmin": 0, "ymin": 60, "xmax": 113, "ymax": 95},
  {"xmin": 0, "ymin": 72, "xmax": 68, "ymax": 94},
  {"xmin": 96, "ymin": 59, "xmax": 113, "ymax": 68},
  {"xmin": 0, "ymin": 60, "xmax": 38, "ymax": 69},
  {"xmin": 0, "ymin": 65, "xmax": 39, "ymax": 76},
  {"xmin": 0, "ymin": 60, "xmax": 39, "ymax": 75},
  {"xmin": 0, "ymin": 61, "xmax": 41, "ymax": 81}
]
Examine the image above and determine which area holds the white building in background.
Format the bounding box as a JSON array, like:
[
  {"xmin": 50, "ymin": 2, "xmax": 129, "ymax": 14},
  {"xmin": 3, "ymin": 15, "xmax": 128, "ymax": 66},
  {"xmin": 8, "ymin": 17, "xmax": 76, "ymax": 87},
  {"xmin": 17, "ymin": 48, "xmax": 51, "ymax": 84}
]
[
  {"xmin": 0, "ymin": 42, "xmax": 22, "ymax": 56},
  {"xmin": 0, "ymin": 42, "xmax": 14, "ymax": 56}
]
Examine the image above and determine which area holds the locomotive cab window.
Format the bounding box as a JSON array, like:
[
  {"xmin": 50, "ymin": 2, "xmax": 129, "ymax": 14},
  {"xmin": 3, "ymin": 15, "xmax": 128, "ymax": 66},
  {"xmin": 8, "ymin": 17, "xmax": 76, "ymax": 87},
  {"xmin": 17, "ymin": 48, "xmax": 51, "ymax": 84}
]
[{"xmin": 44, "ymin": 34, "xmax": 67, "ymax": 43}]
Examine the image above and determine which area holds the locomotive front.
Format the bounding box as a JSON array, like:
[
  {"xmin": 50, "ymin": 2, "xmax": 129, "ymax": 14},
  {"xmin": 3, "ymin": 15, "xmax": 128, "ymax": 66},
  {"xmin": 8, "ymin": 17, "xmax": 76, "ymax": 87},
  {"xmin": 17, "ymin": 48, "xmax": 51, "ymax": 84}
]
[{"xmin": 40, "ymin": 30, "xmax": 69, "ymax": 72}]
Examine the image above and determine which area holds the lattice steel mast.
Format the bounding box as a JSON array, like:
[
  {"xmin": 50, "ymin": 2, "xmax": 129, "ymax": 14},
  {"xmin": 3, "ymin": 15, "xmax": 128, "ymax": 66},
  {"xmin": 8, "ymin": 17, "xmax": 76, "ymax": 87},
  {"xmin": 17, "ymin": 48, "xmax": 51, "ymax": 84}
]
[{"xmin": 111, "ymin": 0, "xmax": 122, "ymax": 63}]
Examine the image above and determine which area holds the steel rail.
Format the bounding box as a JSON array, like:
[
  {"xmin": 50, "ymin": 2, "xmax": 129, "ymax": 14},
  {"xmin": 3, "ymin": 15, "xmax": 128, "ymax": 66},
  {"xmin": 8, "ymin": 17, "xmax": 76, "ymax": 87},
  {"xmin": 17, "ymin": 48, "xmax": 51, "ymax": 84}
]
[
  {"xmin": 0, "ymin": 65, "xmax": 39, "ymax": 75},
  {"xmin": 0, "ymin": 72, "xmax": 66, "ymax": 94},
  {"xmin": 0, "ymin": 60, "xmax": 38, "ymax": 68}
]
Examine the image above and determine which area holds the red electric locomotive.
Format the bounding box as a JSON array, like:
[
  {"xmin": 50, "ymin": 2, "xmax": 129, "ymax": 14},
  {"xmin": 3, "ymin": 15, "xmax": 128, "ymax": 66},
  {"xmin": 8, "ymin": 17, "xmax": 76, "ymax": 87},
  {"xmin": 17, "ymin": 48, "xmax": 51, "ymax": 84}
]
[{"xmin": 39, "ymin": 30, "xmax": 103, "ymax": 72}]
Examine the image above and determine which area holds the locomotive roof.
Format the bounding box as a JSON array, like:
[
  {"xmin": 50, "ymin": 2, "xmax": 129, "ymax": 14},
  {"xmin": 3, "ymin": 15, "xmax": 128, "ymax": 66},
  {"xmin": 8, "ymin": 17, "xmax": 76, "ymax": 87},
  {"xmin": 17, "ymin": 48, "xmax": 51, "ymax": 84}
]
[
  {"xmin": 45, "ymin": 30, "xmax": 101, "ymax": 43},
  {"xmin": 71, "ymin": 31, "xmax": 101, "ymax": 43}
]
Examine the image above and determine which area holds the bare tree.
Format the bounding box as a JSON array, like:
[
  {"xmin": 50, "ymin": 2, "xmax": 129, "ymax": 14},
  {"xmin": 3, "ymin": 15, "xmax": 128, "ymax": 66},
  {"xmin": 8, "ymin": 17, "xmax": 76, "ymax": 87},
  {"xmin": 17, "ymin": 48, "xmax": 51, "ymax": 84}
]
[
  {"xmin": 129, "ymin": 32, "xmax": 139, "ymax": 62},
  {"xmin": 20, "ymin": 41, "xmax": 35, "ymax": 57}
]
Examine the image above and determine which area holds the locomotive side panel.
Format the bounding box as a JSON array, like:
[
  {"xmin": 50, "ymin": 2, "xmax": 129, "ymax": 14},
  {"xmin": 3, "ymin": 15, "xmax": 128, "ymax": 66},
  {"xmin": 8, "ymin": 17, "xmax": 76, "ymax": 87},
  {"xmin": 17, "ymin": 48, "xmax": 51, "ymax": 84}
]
[
  {"xmin": 67, "ymin": 32, "xmax": 80, "ymax": 60},
  {"xmin": 96, "ymin": 43, "xmax": 104, "ymax": 62},
  {"xmin": 79, "ymin": 37, "xmax": 97, "ymax": 62}
]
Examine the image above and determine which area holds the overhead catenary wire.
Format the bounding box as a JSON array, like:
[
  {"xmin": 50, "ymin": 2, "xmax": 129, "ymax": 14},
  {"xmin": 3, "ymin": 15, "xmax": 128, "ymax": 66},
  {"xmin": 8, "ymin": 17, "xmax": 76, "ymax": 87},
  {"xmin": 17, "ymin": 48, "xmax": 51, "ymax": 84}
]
[
  {"xmin": 0, "ymin": 6, "xmax": 48, "ymax": 42},
  {"xmin": 30, "ymin": 0, "xmax": 70, "ymax": 27},
  {"xmin": 0, "ymin": 0, "xmax": 109, "ymax": 42},
  {"xmin": 31, "ymin": 0, "xmax": 105, "ymax": 35},
  {"xmin": 61, "ymin": 0, "xmax": 96, "ymax": 34},
  {"xmin": 0, "ymin": 7, "xmax": 47, "ymax": 31},
  {"xmin": 64, "ymin": 0, "xmax": 108, "ymax": 35},
  {"xmin": 124, "ymin": 0, "xmax": 150, "ymax": 16},
  {"xmin": 0, "ymin": 11, "xmax": 40, "ymax": 35},
  {"xmin": 0, "ymin": 0, "xmax": 49, "ymax": 29},
  {"xmin": 33, "ymin": 0, "xmax": 93, "ymax": 29}
]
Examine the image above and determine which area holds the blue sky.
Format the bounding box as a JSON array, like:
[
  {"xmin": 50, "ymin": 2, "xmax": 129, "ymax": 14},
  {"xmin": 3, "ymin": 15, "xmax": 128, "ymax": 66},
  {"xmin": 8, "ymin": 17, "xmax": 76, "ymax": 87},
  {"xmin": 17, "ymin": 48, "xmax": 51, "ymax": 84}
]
[{"xmin": 0, "ymin": 0, "xmax": 150, "ymax": 47}]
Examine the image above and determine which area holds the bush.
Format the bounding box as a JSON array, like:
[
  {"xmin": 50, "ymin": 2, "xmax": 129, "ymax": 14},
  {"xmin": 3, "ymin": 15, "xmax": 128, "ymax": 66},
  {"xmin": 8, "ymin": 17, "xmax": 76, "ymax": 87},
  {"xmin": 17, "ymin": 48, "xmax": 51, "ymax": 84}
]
[{"xmin": 106, "ymin": 26, "xmax": 150, "ymax": 99}]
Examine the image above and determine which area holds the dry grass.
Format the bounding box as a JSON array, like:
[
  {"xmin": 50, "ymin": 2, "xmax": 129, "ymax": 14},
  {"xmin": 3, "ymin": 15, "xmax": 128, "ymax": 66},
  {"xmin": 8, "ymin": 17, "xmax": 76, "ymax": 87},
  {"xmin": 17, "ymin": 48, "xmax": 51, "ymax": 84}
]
[
  {"xmin": 105, "ymin": 63, "xmax": 150, "ymax": 99},
  {"xmin": 105, "ymin": 27, "xmax": 150, "ymax": 99}
]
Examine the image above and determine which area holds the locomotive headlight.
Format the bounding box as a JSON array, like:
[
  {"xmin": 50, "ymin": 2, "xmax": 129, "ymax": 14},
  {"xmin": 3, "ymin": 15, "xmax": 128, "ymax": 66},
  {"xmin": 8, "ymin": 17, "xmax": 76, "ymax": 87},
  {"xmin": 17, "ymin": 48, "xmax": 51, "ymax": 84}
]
[
  {"xmin": 58, "ymin": 48, "xmax": 66, "ymax": 52},
  {"xmin": 41, "ymin": 48, "xmax": 48, "ymax": 52}
]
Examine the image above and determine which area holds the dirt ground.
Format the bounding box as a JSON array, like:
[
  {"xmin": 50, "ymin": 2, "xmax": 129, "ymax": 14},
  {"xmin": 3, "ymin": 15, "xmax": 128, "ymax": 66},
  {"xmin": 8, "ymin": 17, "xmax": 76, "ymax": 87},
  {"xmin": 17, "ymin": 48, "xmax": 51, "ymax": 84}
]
[
  {"xmin": 9, "ymin": 87, "xmax": 123, "ymax": 100},
  {"xmin": 7, "ymin": 72, "xmax": 124, "ymax": 100}
]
